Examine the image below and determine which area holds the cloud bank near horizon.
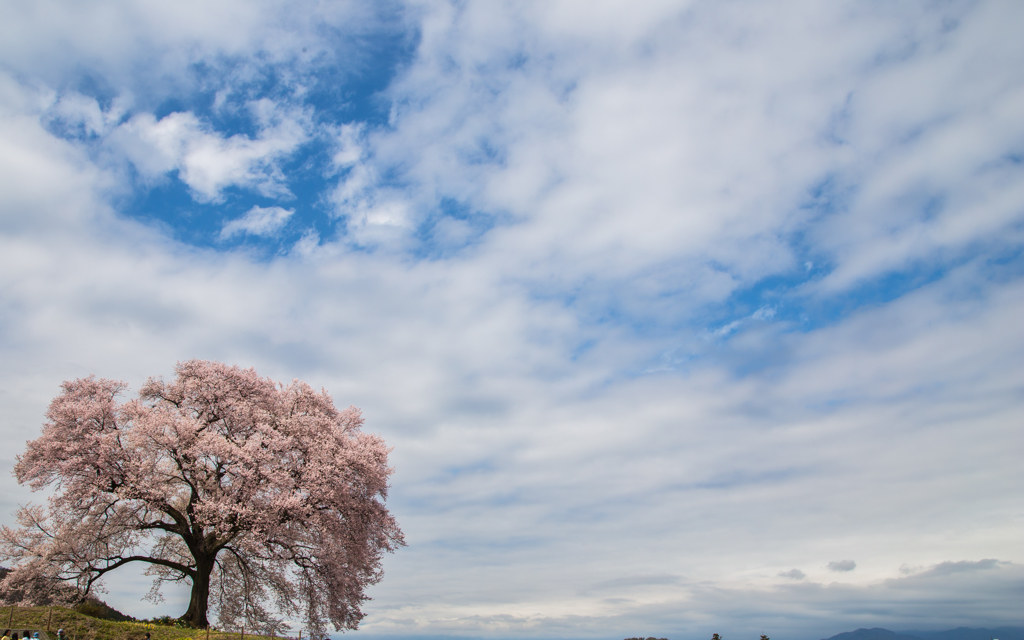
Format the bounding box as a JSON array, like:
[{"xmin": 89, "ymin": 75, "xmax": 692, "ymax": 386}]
[{"xmin": 0, "ymin": 1, "xmax": 1021, "ymax": 638}]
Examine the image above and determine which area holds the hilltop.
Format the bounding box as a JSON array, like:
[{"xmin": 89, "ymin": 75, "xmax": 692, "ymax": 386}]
[{"xmin": 0, "ymin": 607, "xmax": 285, "ymax": 640}]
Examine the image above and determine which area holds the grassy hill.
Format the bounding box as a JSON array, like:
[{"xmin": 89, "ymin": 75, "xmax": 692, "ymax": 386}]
[{"xmin": 0, "ymin": 607, "xmax": 287, "ymax": 640}]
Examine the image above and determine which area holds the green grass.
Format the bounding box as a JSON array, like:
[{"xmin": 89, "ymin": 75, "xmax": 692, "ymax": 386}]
[{"xmin": 0, "ymin": 607, "xmax": 285, "ymax": 640}]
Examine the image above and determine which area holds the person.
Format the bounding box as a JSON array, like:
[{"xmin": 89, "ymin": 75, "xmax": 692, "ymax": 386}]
[
  {"xmin": 10, "ymin": 632, "xmax": 18, "ymax": 640},
  {"xmin": 57, "ymin": 631, "xmax": 66, "ymax": 640},
  {"xmin": 2, "ymin": 629, "xmax": 10, "ymax": 640}
]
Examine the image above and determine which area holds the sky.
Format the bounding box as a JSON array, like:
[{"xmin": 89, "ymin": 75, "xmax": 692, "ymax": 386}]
[{"xmin": 0, "ymin": 1, "xmax": 1022, "ymax": 639}]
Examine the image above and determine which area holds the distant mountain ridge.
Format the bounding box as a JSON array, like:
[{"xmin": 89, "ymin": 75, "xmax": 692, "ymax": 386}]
[
  {"xmin": 902, "ymin": 629, "xmax": 1024, "ymax": 640},
  {"xmin": 822, "ymin": 629, "xmax": 925, "ymax": 640},
  {"xmin": 823, "ymin": 628, "xmax": 1024, "ymax": 640}
]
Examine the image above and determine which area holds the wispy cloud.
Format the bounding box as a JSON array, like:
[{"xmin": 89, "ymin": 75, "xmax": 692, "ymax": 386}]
[{"xmin": 220, "ymin": 206, "xmax": 295, "ymax": 240}]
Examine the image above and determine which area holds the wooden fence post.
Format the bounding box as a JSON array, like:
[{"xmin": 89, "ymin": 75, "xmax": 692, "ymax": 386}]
[
  {"xmin": 47, "ymin": 606, "xmax": 53, "ymax": 632},
  {"xmin": 7, "ymin": 606, "xmax": 13, "ymax": 628}
]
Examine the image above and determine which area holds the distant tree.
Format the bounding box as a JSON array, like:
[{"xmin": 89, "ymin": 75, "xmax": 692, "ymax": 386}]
[
  {"xmin": 712, "ymin": 635, "xmax": 721, "ymax": 640},
  {"xmin": 0, "ymin": 360, "xmax": 404, "ymax": 635}
]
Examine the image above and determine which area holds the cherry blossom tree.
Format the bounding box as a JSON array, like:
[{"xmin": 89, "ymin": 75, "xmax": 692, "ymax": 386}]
[{"xmin": 0, "ymin": 360, "xmax": 404, "ymax": 634}]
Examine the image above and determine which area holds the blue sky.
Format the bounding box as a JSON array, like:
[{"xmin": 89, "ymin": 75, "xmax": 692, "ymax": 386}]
[{"xmin": 0, "ymin": 1, "xmax": 1022, "ymax": 639}]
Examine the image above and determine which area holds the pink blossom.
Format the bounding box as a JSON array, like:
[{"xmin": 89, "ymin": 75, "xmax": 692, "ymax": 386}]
[{"xmin": 0, "ymin": 360, "xmax": 404, "ymax": 636}]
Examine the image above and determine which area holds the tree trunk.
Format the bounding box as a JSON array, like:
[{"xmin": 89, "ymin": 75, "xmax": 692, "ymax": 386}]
[{"xmin": 181, "ymin": 557, "xmax": 214, "ymax": 628}]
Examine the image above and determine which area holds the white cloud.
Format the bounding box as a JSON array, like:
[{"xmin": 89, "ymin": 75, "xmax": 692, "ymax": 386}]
[
  {"xmin": 45, "ymin": 91, "xmax": 131, "ymax": 137},
  {"xmin": 108, "ymin": 104, "xmax": 308, "ymax": 201},
  {"xmin": 0, "ymin": 0, "xmax": 387, "ymax": 101},
  {"xmin": 332, "ymin": 123, "xmax": 364, "ymax": 169},
  {"xmin": 220, "ymin": 206, "xmax": 295, "ymax": 239}
]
